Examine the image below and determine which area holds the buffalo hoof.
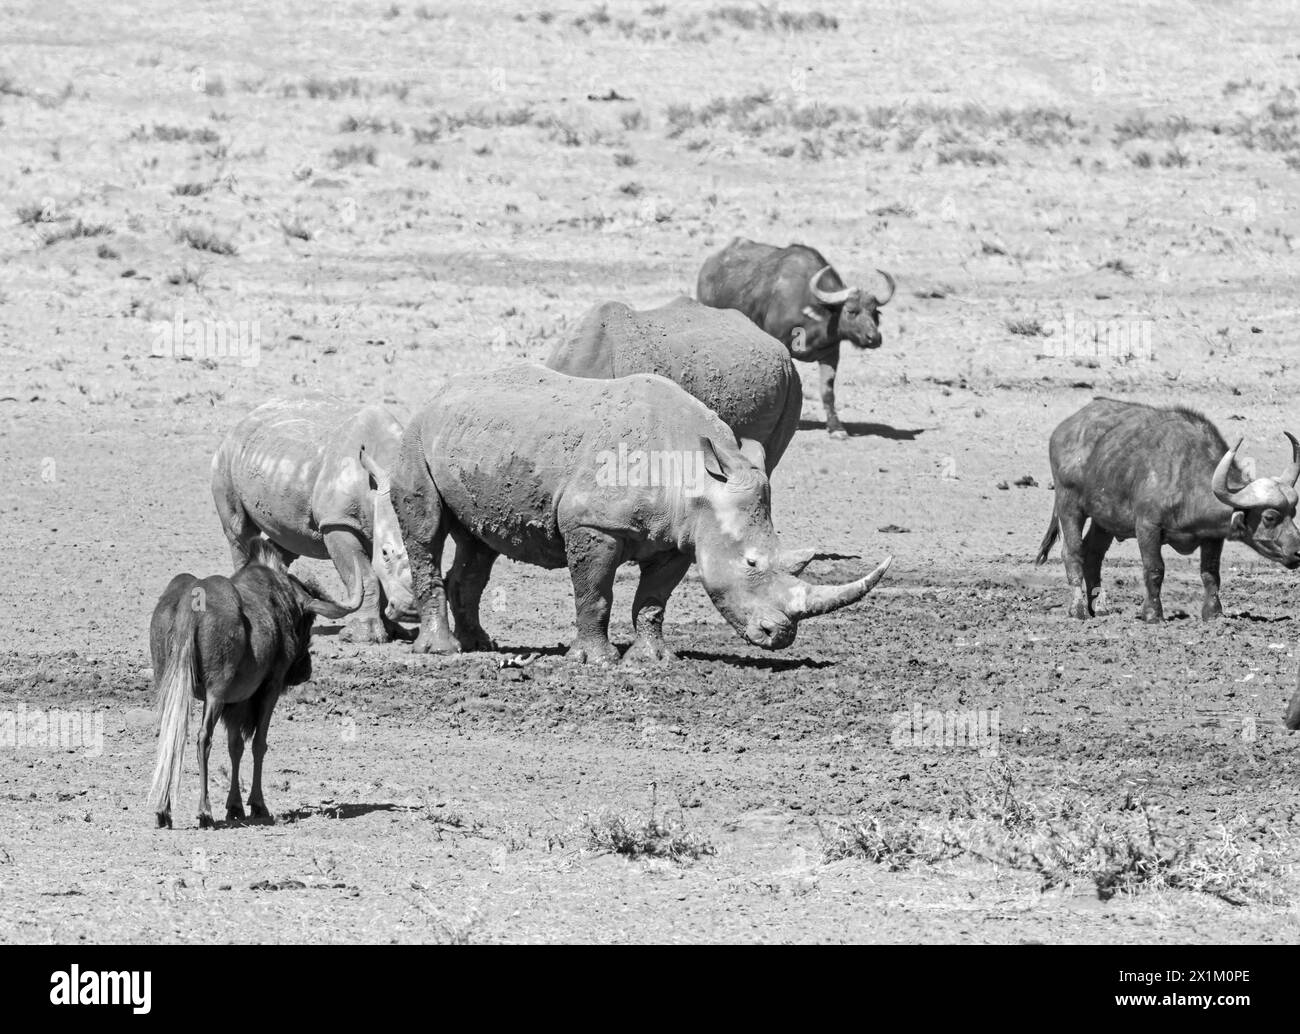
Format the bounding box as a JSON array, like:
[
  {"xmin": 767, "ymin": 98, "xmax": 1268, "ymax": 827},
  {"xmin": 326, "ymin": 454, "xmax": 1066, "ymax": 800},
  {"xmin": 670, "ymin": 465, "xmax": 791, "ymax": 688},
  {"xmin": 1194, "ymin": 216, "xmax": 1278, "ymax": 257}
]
[
  {"xmin": 1068, "ymin": 599, "xmax": 1090, "ymax": 620},
  {"xmin": 411, "ymin": 630, "xmax": 460, "ymax": 655},
  {"xmin": 828, "ymin": 427, "xmax": 849, "ymax": 441},
  {"xmin": 622, "ymin": 637, "xmax": 677, "ymax": 665},
  {"xmin": 198, "ymin": 812, "xmax": 215, "ymax": 830},
  {"xmin": 340, "ymin": 617, "xmax": 391, "ymax": 645},
  {"xmin": 155, "ymin": 811, "xmax": 172, "ymax": 830},
  {"xmin": 1139, "ymin": 606, "xmax": 1164, "ymax": 624},
  {"xmin": 567, "ymin": 639, "xmax": 621, "ymax": 666},
  {"xmin": 1201, "ymin": 601, "xmax": 1223, "ymax": 621}
]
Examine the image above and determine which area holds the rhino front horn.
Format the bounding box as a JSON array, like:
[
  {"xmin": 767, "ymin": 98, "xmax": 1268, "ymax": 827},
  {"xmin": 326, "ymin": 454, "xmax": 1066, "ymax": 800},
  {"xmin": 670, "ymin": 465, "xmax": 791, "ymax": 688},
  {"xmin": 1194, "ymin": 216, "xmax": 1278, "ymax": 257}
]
[{"xmin": 786, "ymin": 556, "xmax": 892, "ymax": 619}]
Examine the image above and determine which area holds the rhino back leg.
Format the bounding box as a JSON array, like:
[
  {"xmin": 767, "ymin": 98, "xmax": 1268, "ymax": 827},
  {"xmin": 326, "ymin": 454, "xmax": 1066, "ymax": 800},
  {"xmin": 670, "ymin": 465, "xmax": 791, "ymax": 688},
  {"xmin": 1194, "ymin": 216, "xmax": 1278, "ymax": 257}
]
[
  {"xmin": 213, "ymin": 482, "xmax": 261, "ymax": 569},
  {"xmin": 323, "ymin": 527, "xmax": 388, "ymax": 644},
  {"xmin": 1081, "ymin": 523, "xmax": 1114, "ymax": 617},
  {"xmin": 624, "ymin": 551, "xmax": 692, "ymax": 665},
  {"xmin": 390, "ymin": 440, "xmax": 458, "ymax": 655},
  {"xmin": 1199, "ymin": 538, "xmax": 1224, "ymax": 620},
  {"xmin": 447, "ymin": 529, "xmax": 499, "ymax": 652},
  {"xmin": 563, "ymin": 527, "xmax": 623, "ymax": 665}
]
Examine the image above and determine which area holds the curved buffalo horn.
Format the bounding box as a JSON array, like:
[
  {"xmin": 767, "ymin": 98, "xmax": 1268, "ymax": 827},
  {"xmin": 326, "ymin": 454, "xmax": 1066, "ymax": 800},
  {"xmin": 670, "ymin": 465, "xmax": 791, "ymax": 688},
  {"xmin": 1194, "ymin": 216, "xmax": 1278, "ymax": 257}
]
[
  {"xmin": 1212, "ymin": 439, "xmax": 1249, "ymax": 507},
  {"xmin": 786, "ymin": 556, "xmax": 892, "ymax": 619},
  {"xmin": 1281, "ymin": 431, "xmax": 1300, "ymax": 486},
  {"xmin": 359, "ymin": 446, "xmax": 390, "ymax": 491},
  {"xmin": 872, "ymin": 268, "xmax": 896, "ymax": 306},
  {"xmin": 809, "ymin": 265, "xmax": 852, "ymax": 306}
]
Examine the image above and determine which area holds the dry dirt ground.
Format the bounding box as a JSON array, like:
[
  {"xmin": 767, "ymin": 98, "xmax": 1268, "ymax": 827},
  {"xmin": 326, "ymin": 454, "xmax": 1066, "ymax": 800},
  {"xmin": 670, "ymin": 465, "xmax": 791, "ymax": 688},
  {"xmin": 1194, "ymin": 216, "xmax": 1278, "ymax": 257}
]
[{"xmin": 2, "ymin": 0, "xmax": 1300, "ymax": 942}]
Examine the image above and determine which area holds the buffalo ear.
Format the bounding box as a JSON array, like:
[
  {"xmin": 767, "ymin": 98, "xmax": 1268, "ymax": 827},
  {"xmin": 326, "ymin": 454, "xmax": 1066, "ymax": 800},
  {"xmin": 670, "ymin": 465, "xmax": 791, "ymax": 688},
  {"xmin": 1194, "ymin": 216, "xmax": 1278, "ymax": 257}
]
[{"xmin": 1230, "ymin": 510, "xmax": 1247, "ymax": 535}]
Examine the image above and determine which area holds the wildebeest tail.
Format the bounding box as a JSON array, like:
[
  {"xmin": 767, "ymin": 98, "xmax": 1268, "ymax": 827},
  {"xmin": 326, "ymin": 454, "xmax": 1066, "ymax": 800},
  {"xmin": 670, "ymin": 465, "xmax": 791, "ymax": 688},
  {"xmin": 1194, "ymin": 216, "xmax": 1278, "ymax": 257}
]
[
  {"xmin": 1034, "ymin": 507, "xmax": 1060, "ymax": 565},
  {"xmin": 148, "ymin": 612, "xmax": 197, "ymax": 824}
]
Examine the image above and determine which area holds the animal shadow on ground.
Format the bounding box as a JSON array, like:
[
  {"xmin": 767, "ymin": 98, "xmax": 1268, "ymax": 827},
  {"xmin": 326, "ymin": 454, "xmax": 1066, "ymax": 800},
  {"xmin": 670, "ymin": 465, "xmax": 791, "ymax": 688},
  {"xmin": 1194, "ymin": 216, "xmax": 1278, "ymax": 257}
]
[
  {"xmin": 281, "ymin": 802, "xmax": 417, "ymax": 823},
  {"xmin": 677, "ymin": 649, "xmax": 835, "ymax": 670},
  {"xmin": 797, "ymin": 419, "xmax": 925, "ymax": 440}
]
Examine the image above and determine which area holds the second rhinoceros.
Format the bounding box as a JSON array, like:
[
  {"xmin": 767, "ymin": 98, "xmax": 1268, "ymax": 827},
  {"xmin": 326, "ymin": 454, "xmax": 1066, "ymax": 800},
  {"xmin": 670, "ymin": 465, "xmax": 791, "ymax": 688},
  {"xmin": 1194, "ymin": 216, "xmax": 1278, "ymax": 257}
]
[
  {"xmin": 389, "ymin": 365, "xmax": 891, "ymax": 664},
  {"xmin": 211, "ymin": 396, "xmax": 416, "ymax": 643},
  {"xmin": 544, "ymin": 296, "xmax": 802, "ymax": 475}
]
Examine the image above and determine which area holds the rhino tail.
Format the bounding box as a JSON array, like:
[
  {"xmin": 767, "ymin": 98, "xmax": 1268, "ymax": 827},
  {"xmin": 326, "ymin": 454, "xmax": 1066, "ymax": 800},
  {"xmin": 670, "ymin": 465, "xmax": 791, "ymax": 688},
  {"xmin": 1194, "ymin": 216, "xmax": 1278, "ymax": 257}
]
[{"xmin": 1034, "ymin": 507, "xmax": 1060, "ymax": 566}]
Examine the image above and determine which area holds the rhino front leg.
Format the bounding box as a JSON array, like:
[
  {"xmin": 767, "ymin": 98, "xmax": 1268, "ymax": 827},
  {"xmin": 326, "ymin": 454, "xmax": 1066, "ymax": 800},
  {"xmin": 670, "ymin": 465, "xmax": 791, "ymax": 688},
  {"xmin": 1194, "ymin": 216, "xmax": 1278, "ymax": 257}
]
[
  {"xmin": 447, "ymin": 532, "xmax": 499, "ymax": 652},
  {"xmin": 624, "ymin": 552, "xmax": 692, "ymax": 665},
  {"xmin": 564, "ymin": 528, "xmax": 622, "ymax": 666},
  {"xmin": 324, "ymin": 529, "xmax": 389, "ymax": 644},
  {"xmin": 819, "ymin": 347, "xmax": 847, "ymax": 439},
  {"xmin": 390, "ymin": 450, "xmax": 458, "ymax": 656}
]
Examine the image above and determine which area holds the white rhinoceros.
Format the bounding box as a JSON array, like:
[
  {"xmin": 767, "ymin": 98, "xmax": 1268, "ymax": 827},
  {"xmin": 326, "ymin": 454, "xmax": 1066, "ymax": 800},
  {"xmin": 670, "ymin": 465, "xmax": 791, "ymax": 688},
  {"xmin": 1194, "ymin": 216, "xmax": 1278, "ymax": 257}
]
[
  {"xmin": 211, "ymin": 396, "xmax": 415, "ymax": 643},
  {"xmin": 389, "ymin": 365, "xmax": 890, "ymax": 664}
]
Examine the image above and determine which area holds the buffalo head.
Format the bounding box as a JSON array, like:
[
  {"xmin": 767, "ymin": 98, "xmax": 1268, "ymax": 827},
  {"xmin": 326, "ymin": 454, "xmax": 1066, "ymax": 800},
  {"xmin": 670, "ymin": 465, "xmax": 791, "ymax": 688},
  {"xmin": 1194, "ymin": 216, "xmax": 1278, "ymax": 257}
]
[
  {"xmin": 1212, "ymin": 433, "xmax": 1300, "ymax": 569},
  {"xmin": 808, "ymin": 265, "xmax": 895, "ymax": 350},
  {"xmin": 689, "ymin": 437, "xmax": 891, "ymax": 648}
]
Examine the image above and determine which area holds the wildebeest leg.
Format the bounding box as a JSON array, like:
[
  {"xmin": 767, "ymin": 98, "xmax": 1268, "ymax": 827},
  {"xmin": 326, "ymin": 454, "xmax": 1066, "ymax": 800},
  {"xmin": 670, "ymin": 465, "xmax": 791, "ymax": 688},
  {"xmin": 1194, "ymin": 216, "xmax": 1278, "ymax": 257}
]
[
  {"xmin": 246, "ymin": 681, "xmax": 282, "ymax": 821},
  {"xmin": 1059, "ymin": 505, "xmax": 1090, "ymax": 619},
  {"xmin": 1081, "ymin": 524, "xmax": 1114, "ymax": 617},
  {"xmin": 223, "ymin": 704, "xmax": 247, "ymax": 821},
  {"xmin": 196, "ymin": 698, "xmax": 222, "ymax": 829},
  {"xmin": 324, "ymin": 528, "xmax": 388, "ymax": 645},
  {"xmin": 564, "ymin": 528, "xmax": 622, "ymax": 665},
  {"xmin": 1199, "ymin": 538, "xmax": 1224, "ymax": 621},
  {"xmin": 624, "ymin": 552, "xmax": 692, "ymax": 665},
  {"xmin": 447, "ymin": 530, "xmax": 498, "ymax": 652},
  {"xmin": 1136, "ymin": 521, "xmax": 1165, "ymax": 622},
  {"xmin": 819, "ymin": 347, "xmax": 847, "ymax": 439}
]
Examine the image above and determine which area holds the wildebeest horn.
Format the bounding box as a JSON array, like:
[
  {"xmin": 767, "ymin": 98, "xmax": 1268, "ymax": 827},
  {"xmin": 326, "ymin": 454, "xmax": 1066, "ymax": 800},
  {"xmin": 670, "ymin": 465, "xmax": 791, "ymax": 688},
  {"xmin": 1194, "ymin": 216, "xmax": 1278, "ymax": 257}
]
[
  {"xmin": 359, "ymin": 446, "xmax": 390, "ymax": 492},
  {"xmin": 1281, "ymin": 431, "xmax": 1300, "ymax": 486},
  {"xmin": 809, "ymin": 265, "xmax": 852, "ymax": 306},
  {"xmin": 872, "ymin": 269, "xmax": 896, "ymax": 306},
  {"xmin": 1212, "ymin": 439, "xmax": 1252, "ymax": 507},
  {"xmin": 304, "ymin": 555, "xmax": 365, "ymax": 618},
  {"xmin": 785, "ymin": 556, "xmax": 892, "ymax": 619}
]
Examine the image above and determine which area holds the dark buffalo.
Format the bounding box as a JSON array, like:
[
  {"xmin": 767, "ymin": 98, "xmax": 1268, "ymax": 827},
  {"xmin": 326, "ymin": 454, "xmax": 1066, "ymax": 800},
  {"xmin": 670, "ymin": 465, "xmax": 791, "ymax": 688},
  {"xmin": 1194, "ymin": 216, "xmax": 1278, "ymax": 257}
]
[
  {"xmin": 696, "ymin": 237, "xmax": 894, "ymax": 439},
  {"xmin": 1036, "ymin": 397, "xmax": 1300, "ymax": 622},
  {"xmin": 147, "ymin": 540, "xmax": 358, "ymax": 828},
  {"xmin": 544, "ymin": 296, "xmax": 801, "ymax": 475}
]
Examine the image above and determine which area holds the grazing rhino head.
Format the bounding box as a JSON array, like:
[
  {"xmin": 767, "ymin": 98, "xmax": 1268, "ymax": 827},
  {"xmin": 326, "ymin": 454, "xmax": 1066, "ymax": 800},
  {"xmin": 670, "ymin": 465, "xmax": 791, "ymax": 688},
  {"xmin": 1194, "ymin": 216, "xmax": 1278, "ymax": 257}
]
[
  {"xmin": 689, "ymin": 437, "xmax": 890, "ymax": 648},
  {"xmin": 359, "ymin": 448, "xmax": 417, "ymax": 621}
]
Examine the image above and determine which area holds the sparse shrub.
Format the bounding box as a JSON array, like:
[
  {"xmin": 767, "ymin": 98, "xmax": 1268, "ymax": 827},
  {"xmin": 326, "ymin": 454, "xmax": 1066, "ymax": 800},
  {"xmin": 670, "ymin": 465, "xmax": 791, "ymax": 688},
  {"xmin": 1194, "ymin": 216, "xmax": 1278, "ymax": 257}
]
[
  {"xmin": 280, "ymin": 216, "xmax": 311, "ymax": 241},
  {"xmin": 331, "ymin": 143, "xmax": 378, "ymax": 167},
  {"xmin": 585, "ymin": 811, "xmax": 715, "ymax": 863},
  {"xmin": 176, "ymin": 224, "xmax": 236, "ymax": 255},
  {"xmin": 96, "ymin": 243, "xmax": 119, "ymax": 260},
  {"xmin": 1132, "ymin": 149, "xmax": 1153, "ymax": 168},
  {"xmin": 42, "ymin": 219, "xmax": 113, "ymax": 245},
  {"xmin": 1007, "ymin": 317, "xmax": 1046, "ymax": 337},
  {"xmin": 172, "ymin": 181, "xmax": 210, "ymax": 196},
  {"xmin": 937, "ymin": 145, "xmax": 1003, "ymax": 166},
  {"xmin": 16, "ymin": 202, "xmax": 54, "ymax": 225}
]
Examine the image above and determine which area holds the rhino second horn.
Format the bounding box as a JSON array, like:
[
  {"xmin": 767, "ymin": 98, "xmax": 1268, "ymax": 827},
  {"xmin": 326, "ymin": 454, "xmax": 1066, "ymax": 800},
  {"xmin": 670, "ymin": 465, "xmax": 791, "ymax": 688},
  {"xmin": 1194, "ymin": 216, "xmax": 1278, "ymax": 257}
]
[
  {"xmin": 786, "ymin": 556, "xmax": 892, "ymax": 619},
  {"xmin": 359, "ymin": 446, "xmax": 391, "ymax": 491}
]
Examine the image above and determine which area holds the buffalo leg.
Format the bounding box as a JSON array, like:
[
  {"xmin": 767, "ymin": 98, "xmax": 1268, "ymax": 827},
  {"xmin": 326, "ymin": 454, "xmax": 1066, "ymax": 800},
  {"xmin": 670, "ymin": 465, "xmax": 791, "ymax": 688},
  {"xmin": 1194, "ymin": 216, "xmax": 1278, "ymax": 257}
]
[
  {"xmin": 196, "ymin": 698, "xmax": 222, "ymax": 829},
  {"xmin": 246, "ymin": 681, "xmax": 282, "ymax": 821},
  {"xmin": 1081, "ymin": 524, "xmax": 1114, "ymax": 617},
  {"xmin": 564, "ymin": 528, "xmax": 622, "ymax": 665},
  {"xmin": 819, "ymin": 347, "xmax": 847, "ymax": 439},
  {"xmin": 1136, "ymin": 521, "xmax": 1166, "ymax": 622},
  {"xmin": 624, "ymin": 552, "xmax": 692, "ymax": 665},
  {"xmin": 447, "ymin": 531, "xmax": 499, "ymax": 652},
  {"xmin": 324, "ymin": 528, "xmax": 387, "ymax": 645},
  {"xmin": 223, "ymin": 705, "xmax": 246, "ymax": 821},
  {"xmin": 1059, "ymin": 504, "xmax": 1090, "ymax": 619},
  {"xmin": 1199, "ymin": 538, "xmax": 1224, "ymax": 621}
]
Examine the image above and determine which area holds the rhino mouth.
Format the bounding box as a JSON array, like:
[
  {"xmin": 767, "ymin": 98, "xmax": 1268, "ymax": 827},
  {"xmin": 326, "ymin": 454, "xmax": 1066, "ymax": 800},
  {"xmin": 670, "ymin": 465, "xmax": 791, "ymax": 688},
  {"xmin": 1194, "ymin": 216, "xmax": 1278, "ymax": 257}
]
[{"xmin": 743, "ymin": 614, "xmax": 796, "ymax": 650}]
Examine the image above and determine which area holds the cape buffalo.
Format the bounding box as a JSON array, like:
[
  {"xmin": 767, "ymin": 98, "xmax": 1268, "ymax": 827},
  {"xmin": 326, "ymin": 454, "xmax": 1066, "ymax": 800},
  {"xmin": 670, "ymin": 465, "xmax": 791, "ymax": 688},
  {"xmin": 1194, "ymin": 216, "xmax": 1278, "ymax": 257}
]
[
  {"xmin": 544, "ymin": 296, "xmax": 802, "ymax": 475},
  {"xmin": 211, "ymin": 396, "xmax": 416, "ymax": 643},
  {"xmin": 148, "ymin": 540, "xmax": 358, "ymax": 829},
  {"xmin": 1036, "ymin": 398, "xmax": 1300, "ymax": 622},
  {"xmin": 389, "ymin": 365, "xmax": 891, "ymax": 664},
  {"xmin": 696, "ymin": 237, "xmax": 895, "ymax": 439}
]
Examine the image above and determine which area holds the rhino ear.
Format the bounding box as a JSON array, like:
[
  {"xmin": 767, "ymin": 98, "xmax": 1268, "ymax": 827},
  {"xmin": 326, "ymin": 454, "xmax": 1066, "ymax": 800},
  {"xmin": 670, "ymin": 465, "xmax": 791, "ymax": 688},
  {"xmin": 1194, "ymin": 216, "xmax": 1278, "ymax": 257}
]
[
  {"xmin": 737, "ymin": 437, "xmax": 767, "ymax": 472},
  {"xmin": 700, "ymin": 437, "xmax": 733, "ymax": 483}
]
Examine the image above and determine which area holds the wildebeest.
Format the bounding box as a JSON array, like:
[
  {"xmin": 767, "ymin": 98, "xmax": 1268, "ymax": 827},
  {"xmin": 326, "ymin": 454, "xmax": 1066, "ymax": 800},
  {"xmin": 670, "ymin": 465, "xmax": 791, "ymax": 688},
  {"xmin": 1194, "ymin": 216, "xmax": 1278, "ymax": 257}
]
[
  {"xmin": 696, "ymin": 237, "xmax": 895, "ymax": 439},
  {"xmin": 148, "ymin": 540, "xmax": 358, "ymax": 829},
  {"xmin": 211, "ymin": 396, "xmax": 416, "ymax": 643},
  {"xmin": 389, "ymin": 365, "xmax": 891, "ymax": 664},
  {"xmin": 1036, "ymin": 398, "xmax": 1300, "ymax": 621},
  {"xmin": 544, "ymin": 296, "xmax": 801, "ymax": 475}
]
